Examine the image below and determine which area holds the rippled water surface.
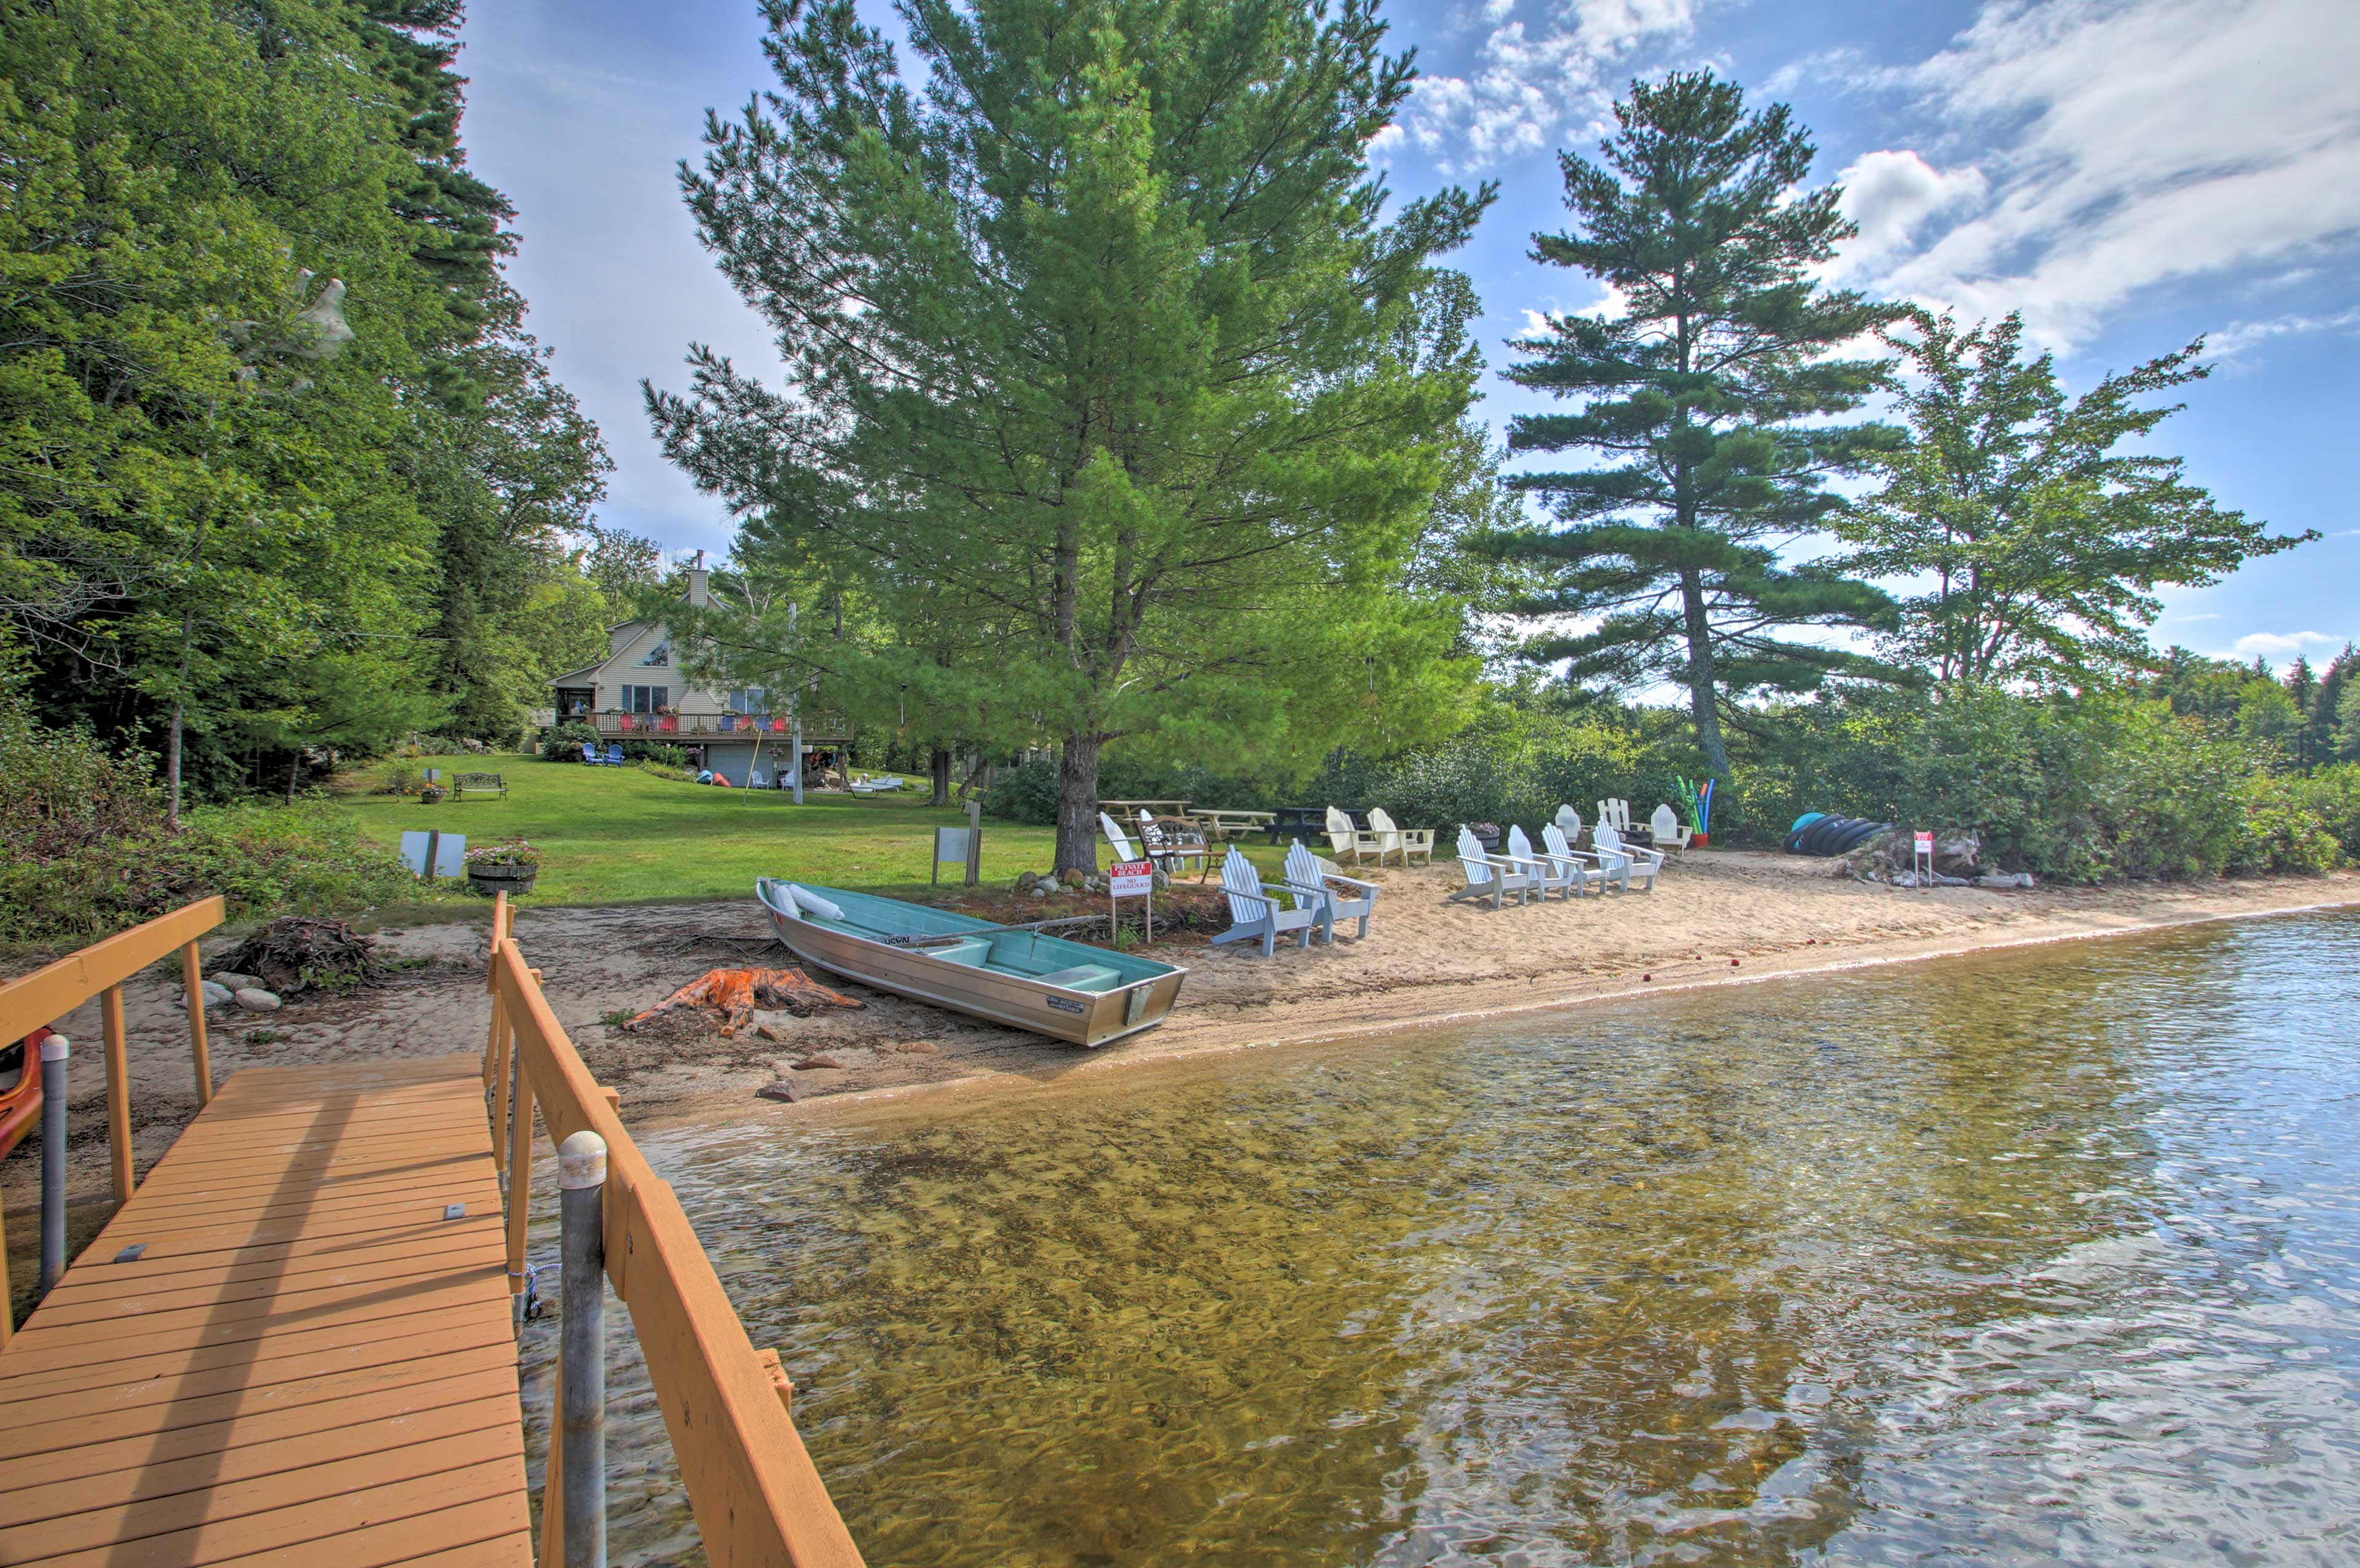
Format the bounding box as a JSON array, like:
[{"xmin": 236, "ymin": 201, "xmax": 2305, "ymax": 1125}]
[{"xmin": 533, "ymin": 909, "xmax": 2360, "ymax": 1566}]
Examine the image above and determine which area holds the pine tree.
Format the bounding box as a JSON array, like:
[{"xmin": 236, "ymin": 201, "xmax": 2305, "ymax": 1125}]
[
  {"xmin": 1839, "ymin": 311, "xmax": 2312, "ymax": 683},
  {"xmin": 1488, "ymin": 72, "xmax": 1902, "ymax": 775},
  {"xmin": 651, "ymin": 0, "xmax": 1493, "ymax": 872}
]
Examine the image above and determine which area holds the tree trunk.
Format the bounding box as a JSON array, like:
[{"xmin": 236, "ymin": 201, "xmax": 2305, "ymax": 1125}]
[
  {"xmin": 1678, "ymin": 568, "xmax": 1731, "ymax": 776},
  {"xmin": 929, "ymin": 747, "xmax": 952, "ymax": 807},
  {"xmin": 1053, "ymin": 734, "xmax": 1101, "ymax": 877}
]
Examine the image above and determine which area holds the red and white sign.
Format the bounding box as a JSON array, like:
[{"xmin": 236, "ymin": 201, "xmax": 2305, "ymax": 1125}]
[
  {"xmin": 1109, "ymin": 860, "xmax": 1155, "ymax": 897},
  {"xmin": 1914, "ymin": 831, "xmax": 1935, "ymax": 853}
]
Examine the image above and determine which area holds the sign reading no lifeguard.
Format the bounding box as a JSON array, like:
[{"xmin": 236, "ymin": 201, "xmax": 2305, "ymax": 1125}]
[
  {"xmin": 1914, "ymin": 831, "xmax": 1934, "ymax": 853},
  {"xmin": 1109, "ymin": 860, "xmax": 1155, "ymax": 897}
]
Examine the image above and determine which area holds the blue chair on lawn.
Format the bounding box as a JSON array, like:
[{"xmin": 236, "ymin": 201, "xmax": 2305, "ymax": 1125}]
[
  {"xmin": 602, "ymin": 742, "xmax": 626, "ymax": 767},
  {"xmin": 579, "ymin": 742, "xmax": 602, "ymax": 766}
]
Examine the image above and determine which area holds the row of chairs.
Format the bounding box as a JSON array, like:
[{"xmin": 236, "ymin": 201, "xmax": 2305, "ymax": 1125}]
[{"xmin": 1453, "ymin": 811, "xmax": 1664, "ymax": 909}]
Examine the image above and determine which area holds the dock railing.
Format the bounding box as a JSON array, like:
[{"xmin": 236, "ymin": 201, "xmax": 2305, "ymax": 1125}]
[
  {"xmin": 0, "ymin": 896, "xmax": 222, "ymax": 1344},
  {"xmin": 481, "ymin": 894, "xmax": 866, "ymax": 1568}
]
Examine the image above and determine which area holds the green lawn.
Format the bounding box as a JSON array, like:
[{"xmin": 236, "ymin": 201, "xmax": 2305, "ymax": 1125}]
[
  {"xmin": 339, "ymin": 756, "xmax": 1285, "ymax": 905},
  {"xmin": 339, "ymin": 756, "xmax": 1058, "ymax": 903}
]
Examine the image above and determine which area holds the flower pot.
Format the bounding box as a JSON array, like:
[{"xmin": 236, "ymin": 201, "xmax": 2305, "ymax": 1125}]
[
  {"xmin": 420, "ymin": 788, "xmax": 444, "ymax": 805},
  {"xmin": 1690, "ymin": 831, "xmax": 1709, "ymax": 849},
  {"xmin": 468, "ymin": 864, "xmax": 538, "ymax": 896}
]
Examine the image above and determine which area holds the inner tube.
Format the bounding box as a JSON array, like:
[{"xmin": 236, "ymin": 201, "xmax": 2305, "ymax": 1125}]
[
  {"xmin": 1830, "ymin": 819, "xmax": 1889, "ymax": 853},
  {"xmin": 1788, "ymin": 816, "xmax": 1896, "ymax": 855},
  {"xmin": 1787, "ymin": 812, "xmax": 1827, "ymax": 853},
  {"xmin": 1799, "ymin": 817, "xmax": 1849, "ymax": 855}
]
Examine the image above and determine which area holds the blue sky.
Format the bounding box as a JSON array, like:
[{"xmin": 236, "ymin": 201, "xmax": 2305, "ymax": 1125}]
[{"xmin": 457, "ymin": 0, "xmax": 2358, "ymax": 673}]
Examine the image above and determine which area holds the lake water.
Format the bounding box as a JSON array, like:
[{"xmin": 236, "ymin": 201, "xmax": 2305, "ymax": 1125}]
[{"xmin": 524, "ymin": 907, "xmax": 2360, "ymax": 1566}]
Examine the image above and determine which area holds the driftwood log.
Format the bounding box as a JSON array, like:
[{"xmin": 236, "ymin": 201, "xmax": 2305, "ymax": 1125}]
[{"xmin": 623, "ymin": 966, "xmax": 862, "ymax": 1038}]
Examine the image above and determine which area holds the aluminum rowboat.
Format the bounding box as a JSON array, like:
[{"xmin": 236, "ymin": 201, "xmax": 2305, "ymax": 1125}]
[{"xmin": 757, "ymin": 879, "xmax": 1186, "ymax": 1048}]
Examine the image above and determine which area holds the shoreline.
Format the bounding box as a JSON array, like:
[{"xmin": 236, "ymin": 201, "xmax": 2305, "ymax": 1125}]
[
  {"xmin": 14, "ymin": 857, "xmax": 2358, "ymax": 1211},
  {"xmin": 632, "ymin": 866, "xmax": 2360, "ymax": 1132}
]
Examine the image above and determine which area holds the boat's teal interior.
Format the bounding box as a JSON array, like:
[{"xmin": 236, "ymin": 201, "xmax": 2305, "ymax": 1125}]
[{"xmin": 757, "ymin": 880, "xmax": 1174, "ymax": 992}]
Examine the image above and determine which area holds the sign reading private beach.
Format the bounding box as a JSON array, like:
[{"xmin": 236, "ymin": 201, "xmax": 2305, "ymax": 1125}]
[{"xmin": 1109, "ymin": 860, "xmax": 1155, "ymax": 896}]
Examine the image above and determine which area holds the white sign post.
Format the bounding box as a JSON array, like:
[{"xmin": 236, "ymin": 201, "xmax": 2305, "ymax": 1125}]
[
  {"xmin": 1109, "ymin": 858, "xmax": 1155, "ymax": 944},
  {"xmin": 1913, "ymin": 829, "xmax": 1935, "ymax": 887}
]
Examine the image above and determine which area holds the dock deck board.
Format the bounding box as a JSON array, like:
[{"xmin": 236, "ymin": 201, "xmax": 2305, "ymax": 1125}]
[{"xmin": 0, "ymin": 1056, "xmax": 532, "ymax": 1566}]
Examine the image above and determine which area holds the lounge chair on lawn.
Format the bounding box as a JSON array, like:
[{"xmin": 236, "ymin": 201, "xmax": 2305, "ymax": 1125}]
[
  {"xmin": 1324, "ymin": 806, "xmax": 1391, "ymax": 866},
  {"xmin": 1214, "ymin": 846, "xmax": 1332, "ymax": 955},
  {"xmin": 1541, "ymin": 822, "xmax": 1612, "ymax": 896},
  {"xmin": 1451, "ymin": 826, "xmax": 1535, "ymax": 908},
  {"xmin": 1366, "ymin": 807, "xmax": 1434, "ymax": 866},
  {"xmin": 1593, "ymin": 821, "xmax": 1664, "ymax": 891},
  {"xmin": 602, "ymin": 742, "xmax": 626, "ymax": 766},
  {"xmin": 1136, "ymin": 809, "xmax": 1210, "ymax": 880},
  {"xmin": 1650, "ymin": 802, "xmax": 1694, "ymax": 857},
  {"xmin": 1505, "ymin": 825, "xmax": 1583, "ymax": 901},
  {"xmin": 1285, "ymin": 839, "xmax": 1377, "ymax": 940},
  {"xmin": 580, "ymin": 742, "xmax": 603, "ymax": 766}
]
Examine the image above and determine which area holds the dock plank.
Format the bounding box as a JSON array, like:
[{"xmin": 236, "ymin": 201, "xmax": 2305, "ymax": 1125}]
[{"xmin": 0, "ymin": 1055, "xmax": 532, "ymax": 1566}]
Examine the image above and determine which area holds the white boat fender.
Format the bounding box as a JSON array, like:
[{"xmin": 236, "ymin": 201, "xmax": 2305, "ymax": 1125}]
[{"xmin": 785, "ymin": 884, "xmax": 846, "ymax": 922}]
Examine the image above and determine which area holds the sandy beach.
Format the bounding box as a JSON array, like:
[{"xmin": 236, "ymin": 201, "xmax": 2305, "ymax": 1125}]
[{"xmin": 16, "ymin": 850, "xmax": 2360, "ymax": 1220}]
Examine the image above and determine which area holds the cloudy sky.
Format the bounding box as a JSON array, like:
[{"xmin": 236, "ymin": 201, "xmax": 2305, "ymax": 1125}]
[{"xmin": 457, "ymin": 0, "xmax": 2358, "ymax": 672}]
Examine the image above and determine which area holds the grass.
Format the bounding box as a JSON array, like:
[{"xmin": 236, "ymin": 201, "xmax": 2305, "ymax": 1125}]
[{"xmin": 338, "ymin": 753, "xmax": 1285, "ymax": 906}]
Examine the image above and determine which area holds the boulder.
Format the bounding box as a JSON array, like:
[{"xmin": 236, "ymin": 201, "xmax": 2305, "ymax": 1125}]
[
  {"xmin": 208, "ymin": 971, "xmax": 259, "ymax": 993},
  {"xmin": 234, "ymin": 988, "xmax": 282, "ymax": 1012},
  {"xmin": 792, "ymin": 1053, "xmax": 842, "ymax": 1070},
  {"xmin": 755, "ymin": 1079, "xmax": 801, "ymax": 1103},
  {"xmin": 1015, "ymin": 871, "xmax": 1040, "ymax": 894},
  {"xmin": 180, "ymin": 981, "xmax": 234, "ymax": 1008},
  {"xmin": 1151, "ymin": 869, "xmax": 1171, "ymax": 892},
  {"xmin": 1976, "ymin": 871, "xmax": 2036, "ymax": 890},
  {"xmin": 1029, "ymin": 885, "xmax": 1049, "ymax": 899}
]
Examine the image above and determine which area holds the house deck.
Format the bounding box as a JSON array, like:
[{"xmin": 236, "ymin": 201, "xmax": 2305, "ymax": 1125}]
[{"xmin": 0, "ymin": 1054, "xmax": 532, "ymax": 1566}]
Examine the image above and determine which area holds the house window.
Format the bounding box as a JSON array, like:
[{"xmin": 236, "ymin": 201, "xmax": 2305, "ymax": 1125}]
[
  {"xmin": 621, "ymin": 684, "xmax": 668, "ymax": 713},
  {"xmin": 639, "ymin": 642, "xmax": 669, "ymax": 667},
  {"xmin": 728, "ymin": 688, "xmax": 766, "ymax": 714}
]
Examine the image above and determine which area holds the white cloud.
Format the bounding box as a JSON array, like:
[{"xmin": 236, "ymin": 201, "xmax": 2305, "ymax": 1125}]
[
  {"xmin": 2232, "ymin": 630, "xmax": 2343, "ymax": 658},
  {"xmin": 2205, "ymin": 308, "xmax": 2360, "ymax": 361},
  {"xmin": 1868, "ymin": 0, "xmax": 2360, "ymax": 346},
  {"xmin": 1366, "ymin": 122, "xmax": 1405, "ymax": 160},
  {"xmin": 1405, "ymin": 0, "xmax": 1704, "ymax": 172},
  {"xmin": 1827, "ymin": 150, "xmax": 1986, "ymax": 280}
]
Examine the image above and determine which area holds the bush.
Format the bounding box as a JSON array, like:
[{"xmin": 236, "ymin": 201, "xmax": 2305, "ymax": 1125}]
[
  {"xmin": 634, "ymin": 759, "xmax": 698, "ymax": 783},
  {"xmin": 545, "ymin": 721, "xmax": 598, "ymax": 757},
  {"xmin": 0, "ymin": 696, "xmax": 162, "ymax": 861},
  {"xmin": 0, "ymin": 801, "xmax": 426, "ymax": 946},
  {"xmin": 2277, "ymin": 765, "xmax": 2360, "ymax": 862}
]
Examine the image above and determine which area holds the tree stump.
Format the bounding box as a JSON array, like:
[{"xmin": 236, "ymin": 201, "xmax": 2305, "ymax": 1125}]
[{"xmin": 623, "ymin": 966, "xmax": 862, "ymax": 1038}]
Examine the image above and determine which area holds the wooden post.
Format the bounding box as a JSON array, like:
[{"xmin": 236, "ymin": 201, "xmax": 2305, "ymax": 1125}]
[
  {"xmin": 964, "ymin": 800, "xmax": 981, "ymax": 887},
  {"xmin": 558, "ymin": 1131, "xmax": 609, "ymax": 1567},
  {"xmin": 101, "ymin": 984, "xmax": 132, "ymax": 1204},
  {"xmin": 486, "ymin": 893, "xmax": 512, "ymax": 1178},
  {"xmin": 0, "ymin": 1187, "xmax": 10, "ymax": 1348},
  {"xmin": 423, "ymin": 828, "xmax": 441, "ymax": 885},
  {"xmin": 179, "ymin": 941, "xmax": 213, "ymax": 1108}
]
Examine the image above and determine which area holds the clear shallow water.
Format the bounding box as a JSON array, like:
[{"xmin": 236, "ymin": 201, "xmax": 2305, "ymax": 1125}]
[{"xmin": 527, "ymin": 909, "xmax": 2360, "ymax": 1566}]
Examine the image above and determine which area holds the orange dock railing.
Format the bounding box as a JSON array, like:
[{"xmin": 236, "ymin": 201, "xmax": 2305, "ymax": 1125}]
[
  {"xmin": 481, "ymin": 894, "xmax": 866, "ymax": 1567},
  {"xmin": 0, "ymin": 896, "xmax": 222, "ymax": 1344}
]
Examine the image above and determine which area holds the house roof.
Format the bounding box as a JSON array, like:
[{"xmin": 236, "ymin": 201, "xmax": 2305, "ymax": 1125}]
[{"xmin": 548, "ymin": 662, "xmax": 604, "ymax": 688}]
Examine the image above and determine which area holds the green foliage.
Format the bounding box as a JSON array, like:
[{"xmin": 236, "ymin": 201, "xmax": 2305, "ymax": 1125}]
[
  {"xmin": 2267, "ymin": 766, "xmax": 2360, "ymax": 862},
  {"xmin": 650, "ymin": 0, "xmax": 1495, "ymax": 872},
  {"xmin": 2231, "ymin": 775, "xmax": 2341, "ymax": 876},
  {"xmin": 1490, "ymin": 72, "xmax": 1905, "ymax": 773},
  {"xmin": 0, "ymin": 686, "xmax": 162, "ymax": 859},
  {"xmin": 1838, "ymin": 310, "xmax": 2313, "ymax": 681}
]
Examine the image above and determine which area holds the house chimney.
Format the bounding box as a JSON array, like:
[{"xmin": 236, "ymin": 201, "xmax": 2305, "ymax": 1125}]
[{"xmin": 686, "ymin": 548, "xmax": 710, "ymax": 608}]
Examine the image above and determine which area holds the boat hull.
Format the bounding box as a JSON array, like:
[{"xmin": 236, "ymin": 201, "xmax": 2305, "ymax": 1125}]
[{"xmin": 758, "ymin": 881, "xmax": 1186, "ymax": 1048}]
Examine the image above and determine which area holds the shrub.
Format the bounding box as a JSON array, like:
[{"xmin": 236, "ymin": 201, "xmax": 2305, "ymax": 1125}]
[
  {"xmin": 2231, "ymin": 776, "xmax": 2340, "ymax": 875},
  {"xmin": 545, "ymin": 721, "xmax": 598, "ymax": 757},
  {"xmin": 0, "ymin": 695, "xmax": 162, "ymax": 861},
  {"xmin": 2279, "ymin": 765, "xmax": 2360, "ymax": 861}
]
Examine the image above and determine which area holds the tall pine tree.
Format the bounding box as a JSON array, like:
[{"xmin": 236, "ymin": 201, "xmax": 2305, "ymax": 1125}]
[
  {"xmin": 651, "ymin": 0, "xmax": 1493, "ymax": 872},
  {"xmin": 1489, "ymin": 73, "xmax": 1901, "ymax": 774}
]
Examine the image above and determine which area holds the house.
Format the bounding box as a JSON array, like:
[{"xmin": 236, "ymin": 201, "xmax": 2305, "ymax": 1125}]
[{"xmin": 549, "ymin": 560, "xmax": 851, "ymax": 786}]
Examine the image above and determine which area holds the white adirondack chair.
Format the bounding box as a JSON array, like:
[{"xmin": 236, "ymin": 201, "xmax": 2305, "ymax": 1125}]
[
  {"xmin": 1213, "ymin": 846, "xmax": 1332, "ymax": 955},
  {"xmin": 1541, "ymin": 822, "xmax": 1611, "ymax": 896},
  {"xmin": 1325, "ymin": 806, "xmax": 1389, "ymax": 865},
  {"xmin": 1450, "ymin": 826, "xmax": 1535, "ymax": 908},
  {"xmin": 1505, "ymin": 825, "xmax": 1580, "ymax": 901},
  {"xmin": 1135, "ymin": 808, "xmax": 1210, "ymax": 879},
  {"xmin": 1592, "ymin": 821, "xmax": 1664, "ymax": 891},
  {"xmin": 1650, "ymin": 802, "xmax": 1694, "ymax": 858},
  {"xmin": 1554, "ymin": 803, "xmax": 1583, "ymax": 841},
  {"xmin": 1286, "ymin": 839, "xmax": 1377, "ymax": 940},
  {"xmin": 1597, "ymin": 798, "xmax": 1635, "ymax": 833},
  {"xmin": 1366, "ymin": 807, "xmax": 1434, "ymax": 865}
]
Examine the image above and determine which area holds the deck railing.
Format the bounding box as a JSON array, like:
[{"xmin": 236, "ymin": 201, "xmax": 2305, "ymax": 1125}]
[
  {"xmin": 587, "ymin": 711, "xmax": 851, "ymax": 740},
  {"xmin": 481, "ymin": 895, "xmax": 865, "ymax": 1567},
  {"xmin": 0, "ymin": 896, "xmax": 222, "ymax": 1345}
]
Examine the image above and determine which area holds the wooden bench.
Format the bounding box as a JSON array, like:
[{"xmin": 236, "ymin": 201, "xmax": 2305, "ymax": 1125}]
[{"xmin": 452, "ymin": 771, "xmax": 508, "ymax": 799}]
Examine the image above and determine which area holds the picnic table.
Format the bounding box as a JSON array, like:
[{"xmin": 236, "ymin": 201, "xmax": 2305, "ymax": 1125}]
[
  {"xmin": 1099, "ymin": 799, "xmax": 1191, "ymax": 815},
  {"xmin": 1263, "ymin": 805, "xmax": 1369, "ymax": 845},
  {"xmin": 1193, "ymin": 809, "xmax": 1274, "ymax": 842}
]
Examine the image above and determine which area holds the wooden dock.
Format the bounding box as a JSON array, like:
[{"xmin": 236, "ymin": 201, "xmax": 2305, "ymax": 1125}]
[{"xmin": 0, "ymin": 1054, "xmax": 532, "ymax": 1566}]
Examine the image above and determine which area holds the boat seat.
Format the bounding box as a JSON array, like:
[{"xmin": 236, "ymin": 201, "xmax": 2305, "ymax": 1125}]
[
  {"xmin": 926, "ymin": 936, "xmax": 996, "ymax": 967},
  {"xmin": 1033, "ymin": 963, "xmax": 1125, "ymax": 994}
]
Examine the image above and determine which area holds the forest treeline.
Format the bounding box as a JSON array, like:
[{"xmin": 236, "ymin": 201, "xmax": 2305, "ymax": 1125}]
[{"xmin": 0, "ymin": 0, "xmax": 655, "ymax": 813}]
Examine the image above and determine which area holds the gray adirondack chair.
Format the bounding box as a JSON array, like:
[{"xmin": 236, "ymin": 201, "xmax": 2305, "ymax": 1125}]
[
  {"xmin": 1285, "ymin": 839, "xmax": 1377, "ymax": 940},
  {"xmin": 1650, "ymin": 802, "xmax": 1693, "ymax": 857},
  {"xmin": 1213, "ymin": 846, "xmax": 1332, "ymax": 955},
  {"xmin": 1505, "ymin": 825, "xmax": 1581, "ymax": 901},
  {"xmin": 1554, "ymin": 803, "xmax": 1582, "ymax": 839},
  {"xmin": 1592, "ymin": 822, "xmax": 1664, "ymax": 891},
  {"xmin": 1542, "ymin": 822, "xmax": 1611, "ymax": 895},
  {"xmin": 1451, "ymin": 826, "xmax": 1535, "ymax": 908}
]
